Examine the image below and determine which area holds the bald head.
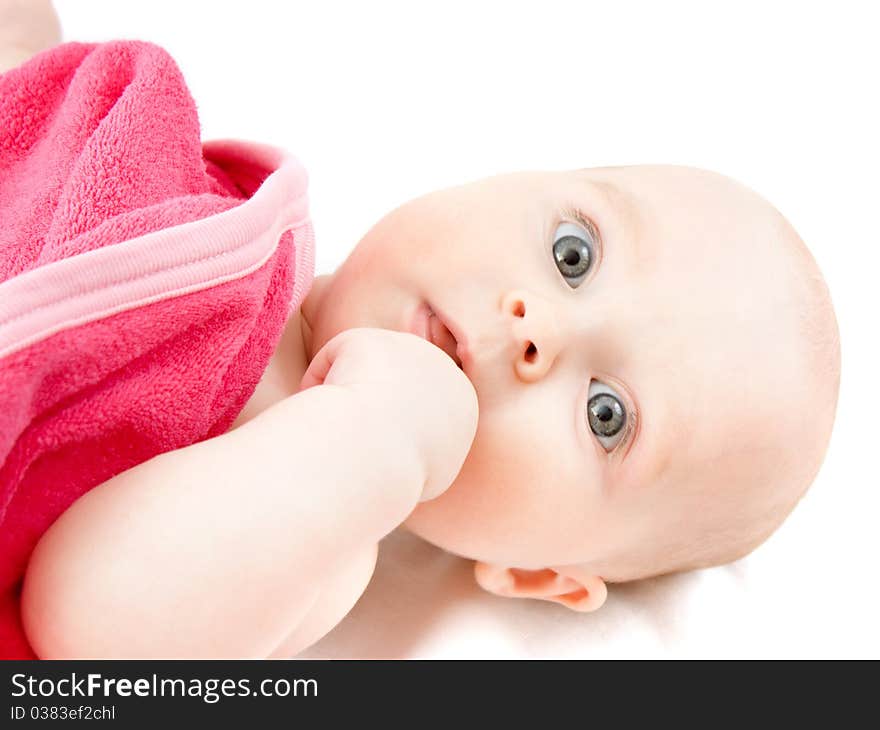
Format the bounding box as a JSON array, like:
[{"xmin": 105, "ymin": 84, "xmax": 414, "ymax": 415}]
[{"xmin": 582, "ymin": 169, "xmax": 841, "ymax": 580}]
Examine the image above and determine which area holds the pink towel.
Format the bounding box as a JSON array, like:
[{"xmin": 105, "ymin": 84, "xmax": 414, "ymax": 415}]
[{"xmin": 0, "ymin": 41, "xmax": 315, "ymax": 658}]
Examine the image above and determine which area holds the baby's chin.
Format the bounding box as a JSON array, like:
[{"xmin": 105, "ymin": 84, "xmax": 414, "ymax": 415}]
[
  {"xmin": 402, "ymin": 509, "xmax": 475, "ymax": 558},
  {"xmin": 402, "ymin": 507, "xmax": 505, "ymax": 565},
  {"xmin": 403, "ymin": 506, "xmax": 553, "ymax": 570}
]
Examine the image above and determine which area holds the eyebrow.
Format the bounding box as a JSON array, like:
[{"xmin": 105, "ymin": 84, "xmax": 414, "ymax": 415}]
[
  {"xmin": 571, "ymin": 173, "xmax": 647, "ymax": 271},
  {"xmin": 594, "ymin": 179, "xmax": 652, "ymax": 278}
]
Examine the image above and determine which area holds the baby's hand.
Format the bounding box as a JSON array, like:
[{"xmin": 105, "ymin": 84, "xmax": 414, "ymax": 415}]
[{"xmin": 299, "ymin": 327, "xmax": 478, "ymax": 501}]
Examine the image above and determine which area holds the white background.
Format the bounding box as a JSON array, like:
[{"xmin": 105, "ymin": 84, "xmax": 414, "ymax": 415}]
[{"xmin": 55, "ymin": 0, "xmax": 878, "ymax": 658}]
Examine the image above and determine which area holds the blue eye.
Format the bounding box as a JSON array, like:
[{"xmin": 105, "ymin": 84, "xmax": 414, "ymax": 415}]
[{"xmin": 553, "ymin": 221, "xmax": 595, "ymax": 288}]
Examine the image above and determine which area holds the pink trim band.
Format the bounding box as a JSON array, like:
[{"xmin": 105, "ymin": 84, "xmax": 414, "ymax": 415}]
[{"xmin": 0, "ymin": 141, "xmax": 315, "ymax": 360}]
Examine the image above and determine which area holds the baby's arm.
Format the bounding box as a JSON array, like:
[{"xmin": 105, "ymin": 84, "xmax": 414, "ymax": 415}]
[{"xmin": 20, "ymin": 383, "xmax": 434, "ymax": 658}]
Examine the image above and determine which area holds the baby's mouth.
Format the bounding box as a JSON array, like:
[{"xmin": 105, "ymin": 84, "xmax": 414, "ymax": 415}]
[{"xmin": 426, "ymin": 307, "xmax": 463, "ymax": 369}]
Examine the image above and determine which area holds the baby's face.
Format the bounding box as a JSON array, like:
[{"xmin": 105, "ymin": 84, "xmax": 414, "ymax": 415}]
[{"xmin": 307, "ymin": 164, "xmax": 825, "ymax": 590}]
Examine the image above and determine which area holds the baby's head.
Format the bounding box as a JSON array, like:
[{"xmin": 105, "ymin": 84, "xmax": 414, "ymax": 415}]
[{"xmin": 304, "ymin": 165, "xmax": 840, "ymax": 611}]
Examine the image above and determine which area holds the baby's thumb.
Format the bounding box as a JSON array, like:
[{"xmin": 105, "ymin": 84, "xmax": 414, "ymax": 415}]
[
  {"xmin": 418, "ymin": 372, "xmax": 479, "ymax": 502},
  {"xmin": 297, "ymin": 333, "xmax": 340, "ymax": 392}
]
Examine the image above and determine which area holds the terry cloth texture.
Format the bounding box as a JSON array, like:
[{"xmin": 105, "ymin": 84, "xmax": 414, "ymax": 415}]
[{"xmin": 0, "ymin": 41, "xmax": 315, "ymax": 658}]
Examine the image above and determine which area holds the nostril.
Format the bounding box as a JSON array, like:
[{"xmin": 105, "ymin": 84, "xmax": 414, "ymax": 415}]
[{"xmin": 524, "ymin": 341, "xmax": 537, "ymax": 363}]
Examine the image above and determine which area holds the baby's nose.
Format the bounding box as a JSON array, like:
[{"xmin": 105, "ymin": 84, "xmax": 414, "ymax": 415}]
[{"xmin": 500, "ymin": 289, "xmax": 563, "ymax": 383}]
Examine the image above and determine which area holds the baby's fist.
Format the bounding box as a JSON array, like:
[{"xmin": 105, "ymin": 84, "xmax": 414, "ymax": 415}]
[{"xmin": 299, "ymin": 327, "xmax": 478, "ymax": 502}]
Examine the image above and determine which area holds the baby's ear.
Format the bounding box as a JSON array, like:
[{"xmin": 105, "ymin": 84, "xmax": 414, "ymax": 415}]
[{"xmin": 473, "ymin": 562, "xmax": 606, "ymax": 612}]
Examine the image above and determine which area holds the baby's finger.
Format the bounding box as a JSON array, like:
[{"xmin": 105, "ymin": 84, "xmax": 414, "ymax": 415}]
[{"xmin": 297, "ymin": 332, "xmax": 344, "ymax": 392}]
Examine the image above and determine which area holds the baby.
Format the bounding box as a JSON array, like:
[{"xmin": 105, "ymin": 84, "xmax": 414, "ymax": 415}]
[{"xmin": 6, "ymin": 4, "xmax": 840, "ymax": 658}]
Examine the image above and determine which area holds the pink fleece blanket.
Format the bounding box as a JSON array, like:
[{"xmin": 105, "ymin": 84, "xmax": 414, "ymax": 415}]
[{"xmin": 0, "ymin": 41, "xmax": 315, "ymax": 658}]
